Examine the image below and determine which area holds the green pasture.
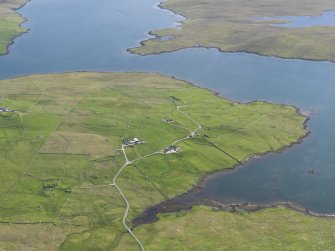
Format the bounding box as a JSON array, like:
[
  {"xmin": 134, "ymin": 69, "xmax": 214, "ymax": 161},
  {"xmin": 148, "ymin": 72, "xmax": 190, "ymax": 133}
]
[{"xmin": 0, "ymin": 72, "xmax": 308, "ymax": 250}]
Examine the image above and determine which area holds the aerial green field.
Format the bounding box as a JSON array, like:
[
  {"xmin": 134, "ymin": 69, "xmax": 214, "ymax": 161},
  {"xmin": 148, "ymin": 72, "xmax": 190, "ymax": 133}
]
[
  {"xmin": 0, "ymin": 0, "xmax": 27, "ymax": 55},
  {"xmin": 0, "ymin": 72, "xmax": 309, "ymax": 250},
  {"xmin": 130, "ymin": 0, "xmax": 335, "ymax": 62},
  {"xmin": 132, "ymin": 205, "xmax": 335, "ymax": 250}
]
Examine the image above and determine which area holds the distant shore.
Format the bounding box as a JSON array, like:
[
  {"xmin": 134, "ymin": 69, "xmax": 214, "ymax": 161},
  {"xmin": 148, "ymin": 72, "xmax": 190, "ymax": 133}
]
[
  {"xmin": 128, "ymin": 0, "xmax": 335, "ymax": 63},
  {"xmin": 0, "ymin": 0, "xmax": 30, "ymax": 56}
]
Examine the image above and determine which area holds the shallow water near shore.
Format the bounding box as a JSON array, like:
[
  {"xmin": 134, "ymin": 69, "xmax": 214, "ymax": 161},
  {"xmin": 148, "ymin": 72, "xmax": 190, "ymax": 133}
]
[
  {"xmin": 1, "ymin": 0, "xmax": 335, "ymax": 214},
  {"xmin": 255, "ymin": 10, "xmax": 335, "ymax": 28}
]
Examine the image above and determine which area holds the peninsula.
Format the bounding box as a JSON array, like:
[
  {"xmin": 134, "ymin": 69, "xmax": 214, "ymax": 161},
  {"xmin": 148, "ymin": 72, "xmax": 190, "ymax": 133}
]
[
  {"xmin": 130, "ymin": 0, "xmax": 335, "ymax": 62},
  {"xmin": 0, "ymin": 72, "xmax": 312, "ymax": 250},
  {"xmin": 0, "ymin": 0, "xmax": 28, "ymax": 55}
]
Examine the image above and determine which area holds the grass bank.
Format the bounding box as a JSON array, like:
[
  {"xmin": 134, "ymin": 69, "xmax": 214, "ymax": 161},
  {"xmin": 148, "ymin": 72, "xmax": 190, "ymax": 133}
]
[{"xmin": 132, "ymin": 205, "xmax": 335, "ymax": 250}]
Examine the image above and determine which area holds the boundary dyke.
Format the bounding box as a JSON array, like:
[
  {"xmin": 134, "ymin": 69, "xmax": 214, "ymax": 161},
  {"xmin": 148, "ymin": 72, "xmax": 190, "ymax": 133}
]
[
  {"xmin": 131, "ymin": 116, "xmax": 312, "ymax": 228},
  {"xmin": 0, "ymin": 72, "xmax": 312, "ymax": 228},
  {"xmin": 130, "ymin": 102, "xmax": 312, "ymax": 228},
  {"xmin": 127, "ymin": 0, "xmax": 335, "ymax": 63},
  {"xmin": 0, "ymin": 221, "xmax": 54, "ymax": 225},
  {"xmin": 0, "ymin": 0, "xmax": 31, "ymax": 57}
]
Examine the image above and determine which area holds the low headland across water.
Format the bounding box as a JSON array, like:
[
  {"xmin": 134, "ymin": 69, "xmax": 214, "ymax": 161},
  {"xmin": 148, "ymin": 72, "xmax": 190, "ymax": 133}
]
[
  {"xmin": 130, "ymin": 0, "xmax": 335, "ymax": 62},
  {"xmin": 0, "ymin": 0, "xmax": 29, "ymax": 55}
]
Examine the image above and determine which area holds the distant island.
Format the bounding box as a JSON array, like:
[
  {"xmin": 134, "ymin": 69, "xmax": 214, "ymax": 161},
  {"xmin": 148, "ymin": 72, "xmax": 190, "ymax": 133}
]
[
  {"xmin": 130, "ymin": 0, "xmax": 335, "ymax": 62},
  {"xmin": 0, "ymin": 0, "xmax": 28, "ymax": 55}
]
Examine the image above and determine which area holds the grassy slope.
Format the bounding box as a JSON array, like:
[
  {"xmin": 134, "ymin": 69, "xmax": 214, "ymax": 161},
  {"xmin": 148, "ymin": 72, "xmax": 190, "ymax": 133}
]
[
  {"xmin": 133, "ymin": 205, "xmax": 335, "ymax": 250},
  {"xmin": 0, "ymin": 72, "xmax": 307, "ymax": 250},
  {"xmin": 0, "ymin": 0, "xmax": 27, "ymax": 55},
  {"xmin": 130, "ymin": 0, "xmax": 335, "ymax": 61}
]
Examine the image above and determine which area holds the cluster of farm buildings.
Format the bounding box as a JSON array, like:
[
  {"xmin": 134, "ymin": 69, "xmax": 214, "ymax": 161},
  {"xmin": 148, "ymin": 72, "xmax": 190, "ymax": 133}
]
[
  {"xmin": 122, "ymin": 137, "xmax": 180, "ymax": 154},
  {"xmin": 0, "ymin": 107, "xmax": 13, "ymax": 113},
  {"xmin": 122, "ymin": 117, "xmax": 182, "ymax": 154}
]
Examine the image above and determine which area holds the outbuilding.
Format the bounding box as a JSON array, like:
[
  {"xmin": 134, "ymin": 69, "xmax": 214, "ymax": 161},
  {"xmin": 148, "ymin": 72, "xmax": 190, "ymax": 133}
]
[
  {"xmin": 163, "ymin": 145, "xmax": 180, "ymax": 154},
  {"xmin": 0, "ymin": 107, "xmax": 12, "ymax": 112},
  {"xmin": 162, "ymin": 118, "xmax": 174, "ymax": 122},
  {"xmin": 123, "ymin": 137, "xmax": 143, "ymax": 146}
]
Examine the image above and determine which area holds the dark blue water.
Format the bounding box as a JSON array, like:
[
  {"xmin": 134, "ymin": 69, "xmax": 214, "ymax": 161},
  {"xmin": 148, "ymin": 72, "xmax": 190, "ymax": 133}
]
[
  {"xmin": 255, "ymin": 10, "xmax": 335, "ymax": 28},
  {"xmin": 1, "ymin": 0, "xmax": 335, "ymax": 213}
]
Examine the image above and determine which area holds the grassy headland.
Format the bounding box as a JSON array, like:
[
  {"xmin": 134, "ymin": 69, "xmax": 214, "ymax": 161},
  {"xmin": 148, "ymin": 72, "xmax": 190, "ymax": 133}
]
[
  {"xmin": 132, "ymin": 205, "xmax": 335, "ymax": 250},
  {"xmin": 0, "ymin": 0, "xmax": 28, "ymax": 55},
  {"xmin": 0, "ymin": 72, "xmax": 308, "ymax": 250},
  {"xmin": 130, "ymin": 0, "xmax": 335, "ymax": 62}
]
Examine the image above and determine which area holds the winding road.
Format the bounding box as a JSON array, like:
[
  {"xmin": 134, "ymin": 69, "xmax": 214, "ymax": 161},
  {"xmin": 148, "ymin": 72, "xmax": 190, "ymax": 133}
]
[{"xmin": 112, "ymin": 105, "xmax": 202, "ymax": 250}]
